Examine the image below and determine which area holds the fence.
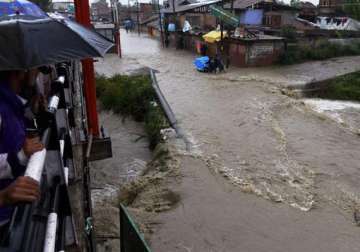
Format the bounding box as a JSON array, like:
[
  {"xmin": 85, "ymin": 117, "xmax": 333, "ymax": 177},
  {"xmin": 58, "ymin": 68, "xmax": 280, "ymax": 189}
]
[
  {"xmin": 0, "ymin": 62, "xmax": 78, "ymax": 251},
  {"xmin": 119, "ymin": 204, "xmax": 152, "ymax": 252}
]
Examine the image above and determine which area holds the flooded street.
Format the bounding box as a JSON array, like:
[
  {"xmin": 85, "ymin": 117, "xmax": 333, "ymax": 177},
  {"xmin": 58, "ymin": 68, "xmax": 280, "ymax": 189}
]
[{"xmin": 95, "ymin": 31, "xmax": 360, "ymax": 251}]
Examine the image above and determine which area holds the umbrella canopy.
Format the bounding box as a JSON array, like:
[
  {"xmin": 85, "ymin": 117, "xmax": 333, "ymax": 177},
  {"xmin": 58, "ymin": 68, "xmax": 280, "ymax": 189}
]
[
  {"xmin": 0, "ymin": 0, "xmax": 46, "ymax": 18},
  {"xmin": 0, "ymin": 1, "xmax": 113, "ymax": 70}
]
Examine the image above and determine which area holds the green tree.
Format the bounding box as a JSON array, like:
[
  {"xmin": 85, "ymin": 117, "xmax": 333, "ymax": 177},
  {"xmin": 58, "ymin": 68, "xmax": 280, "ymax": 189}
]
[
  {"xmin": 29, "ymin": 0, "xmax": 51, "ymax": 12},
  {"xmin": 290, "ymin": 0, "xmax": 301, "ymax": 7},
  {"xmin": 344, "ymin": 0, "xmax": 360, "ymax": 21}
]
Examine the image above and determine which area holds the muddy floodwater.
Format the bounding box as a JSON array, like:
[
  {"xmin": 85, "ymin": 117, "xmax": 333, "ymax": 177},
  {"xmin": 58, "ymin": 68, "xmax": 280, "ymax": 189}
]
[
  {"xmin": 97, "ymin": 31, "xmax": 360, "ymax": 212},
  {"xmin": 95, "ymin": 31, "xmax": 360, "ymax": 251}
]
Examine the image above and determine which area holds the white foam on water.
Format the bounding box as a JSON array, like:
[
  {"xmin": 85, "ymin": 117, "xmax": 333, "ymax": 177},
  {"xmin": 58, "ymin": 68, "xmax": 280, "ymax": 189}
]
[
  {"xmin": 304, "ymin": 99, "xmax": 360, "ymax": 112},
  {"xmin": 303, "ymin": 98, "xmax": 360, "ymax": 124}
]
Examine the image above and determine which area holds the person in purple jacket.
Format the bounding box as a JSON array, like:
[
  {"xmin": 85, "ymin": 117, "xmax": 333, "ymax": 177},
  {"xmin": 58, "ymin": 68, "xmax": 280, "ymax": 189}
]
[{"xmin": 0, "ymin": 70, "xmax": 43, "ymax": 229}]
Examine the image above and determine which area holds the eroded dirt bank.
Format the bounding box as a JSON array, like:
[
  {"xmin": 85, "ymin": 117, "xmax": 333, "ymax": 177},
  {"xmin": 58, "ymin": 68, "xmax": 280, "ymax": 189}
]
[{"xmin": 90, "ymin": 110, "xmax": 152, "ymax": 251}]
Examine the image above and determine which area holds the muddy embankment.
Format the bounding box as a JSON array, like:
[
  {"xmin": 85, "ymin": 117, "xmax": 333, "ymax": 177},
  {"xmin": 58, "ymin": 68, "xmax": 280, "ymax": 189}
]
[
  {"xmin": 91, "ymin": 109, "xmax": 184, "ymax": 250},
  {"xmin": 91, "ymin": 110, "xmax": 152, "ymax": 251},
  {"xmin": 90, "ymin": 69, "xmax": 184, "ymax": 251}
]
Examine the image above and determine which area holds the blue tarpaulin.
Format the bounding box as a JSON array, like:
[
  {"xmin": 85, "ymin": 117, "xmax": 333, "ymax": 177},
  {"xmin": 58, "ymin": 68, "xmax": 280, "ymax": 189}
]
[
  {"xmin": 168, "ymin": 23, "xmax": 176, "ymax": 32},
  {"xmin": 193, "ymin": 56, "xmax": 209, "ymax": 72},
  {"xmin": 239, "ymin": 9, "xmax": 263, "ymax": 25}
]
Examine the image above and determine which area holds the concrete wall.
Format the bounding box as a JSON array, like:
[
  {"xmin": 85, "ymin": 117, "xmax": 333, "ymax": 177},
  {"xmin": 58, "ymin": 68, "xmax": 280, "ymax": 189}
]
[
  {"xmin": 167, "ymin": 32, "xmax": 285, "ymax": 67},
  {"xmin": 229, "ymin": 43, "xmax": 247, "ymax": 66},
  {"xmin": 247, "ymin": 40, "xmax": 284, "ymax": 66},
  {"xmin": 328, "ymin": 38, "xmax": 360, "ymax": 46},
  {"xmin": 229, "ymin": 40, "xmax": 285, "ymax": 67}
]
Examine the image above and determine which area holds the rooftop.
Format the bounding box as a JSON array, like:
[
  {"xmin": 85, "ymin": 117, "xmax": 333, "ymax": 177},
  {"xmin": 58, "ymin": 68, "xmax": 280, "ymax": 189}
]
[
  {"xmin": 223, "ymin": 0, "xmax": 297, "ymax": 10},
  {"xmin": 162, "ymin": 0, "xmax": 221, "ymax": 13}
]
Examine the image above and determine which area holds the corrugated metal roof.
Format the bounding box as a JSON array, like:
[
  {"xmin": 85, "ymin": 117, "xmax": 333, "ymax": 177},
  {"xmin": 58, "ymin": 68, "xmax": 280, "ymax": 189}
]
[
  {"xmin": 147, "ymin": 20, "xmax": 160, "ymax": 28},
  {"xmin": 140, "ymin": 15, "xmax": 158, "ymax": 25},
  {"xmin": 162, "ymin": 0, "xmax": 221, "ymax": 13},
  {"xmin": 223, "ymin": 0, "xmax": 273, "ymax": 10}
]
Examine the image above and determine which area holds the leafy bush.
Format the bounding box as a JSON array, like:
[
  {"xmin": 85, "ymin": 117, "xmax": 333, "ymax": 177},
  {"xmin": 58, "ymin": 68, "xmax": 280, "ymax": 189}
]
[
  {"xmin": 280, "ymin": 25, "xmax": 297, "ymax": 41},
  {"xmin": 145, "ymin": 103, "xmax": 169, "ymax": 149},
  {"xmin": 97, "ymin": 74, "xmax": 155, "ymax": 120},
  {"xmin": 96, "ymin": 74, "xmax": 169, "ymax": 149},
  {"xmin": 279, "ymin": 41, "xmax": 360, "ymax": 65},
  {"xmin": 317, "ymin": 71, "xmax": 360, "ymax": 102}
]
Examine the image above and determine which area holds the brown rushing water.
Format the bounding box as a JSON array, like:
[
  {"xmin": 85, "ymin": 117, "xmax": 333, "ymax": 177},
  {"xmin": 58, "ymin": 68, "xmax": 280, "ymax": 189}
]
[
  {"xmin": 91, "ymin": 30, "xmax": 360, "ymax": 252},
  {"xmin": 96, "ymin": 31, "xmax": 360, "ymax": 213}
]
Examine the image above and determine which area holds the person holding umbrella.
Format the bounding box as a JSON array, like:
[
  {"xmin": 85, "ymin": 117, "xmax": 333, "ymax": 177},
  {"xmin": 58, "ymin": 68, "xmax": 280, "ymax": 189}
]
[
  {"xmin": 0, "ymin": 0, "xmax": 113, "ymax": 232},
  {"xmin": 0, "ymin": 70, "xmax": 43, "ymax": 229}
]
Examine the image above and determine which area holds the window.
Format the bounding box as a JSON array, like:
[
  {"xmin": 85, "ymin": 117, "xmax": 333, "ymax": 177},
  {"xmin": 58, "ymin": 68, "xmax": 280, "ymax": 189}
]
[{"xmin": 265, "ymin": 14, "xmax": 281, "ymax": 28}]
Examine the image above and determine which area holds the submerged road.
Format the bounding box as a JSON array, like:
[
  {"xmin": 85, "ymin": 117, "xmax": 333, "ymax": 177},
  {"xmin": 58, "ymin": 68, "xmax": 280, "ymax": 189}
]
[{"xmin": 95, "ymin": 31, "xmax": 360, "ymax": 252}]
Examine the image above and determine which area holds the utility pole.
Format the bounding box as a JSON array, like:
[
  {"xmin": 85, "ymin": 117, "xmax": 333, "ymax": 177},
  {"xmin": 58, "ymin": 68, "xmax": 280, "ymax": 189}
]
[
  {"xmin": 111, "ymin": 0, "xmax": 121, "ymax": 57},
  {"xmin": 157, "ymin": 0, "xmax": 165, "ymax": 47},
  {"xmin": 220, "ymin": 0, "xmax": 224, "ymax": 52},
  {"xmin": 137, "ymin": 0, "xmax": 140, "ymax": 36},
  {"xmin": 74, "ymin": 0, "xmax": 99, "ymax": 137}
]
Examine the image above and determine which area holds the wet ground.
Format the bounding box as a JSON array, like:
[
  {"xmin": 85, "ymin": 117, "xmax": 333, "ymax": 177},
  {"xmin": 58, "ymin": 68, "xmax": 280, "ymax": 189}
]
[
  {"xmin": 95, "ymin": 31, "xmax": 360, "ymax": 251},
  {"xmin": 90, "ymin": 111, "xmax": 152, "ymax": 251}
]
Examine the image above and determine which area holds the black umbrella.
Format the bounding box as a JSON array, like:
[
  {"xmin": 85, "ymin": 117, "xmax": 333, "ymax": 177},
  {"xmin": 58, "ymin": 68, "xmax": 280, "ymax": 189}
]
[{"xmin": 0, "ymin": 3, "xmax": 113, "ymax": 70}]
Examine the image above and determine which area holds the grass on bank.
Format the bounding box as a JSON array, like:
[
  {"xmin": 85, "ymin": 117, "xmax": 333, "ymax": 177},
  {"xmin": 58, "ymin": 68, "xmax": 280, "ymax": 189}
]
[
  {"xmin": 315, "ymin": 71, "xmax": 360, "ymax": 102},
  {"xmin": 278, "ymin": 41, "xmax": 360, "ymax": 65},
  {"xmin": 96, "ymin": 74, "xmax": 169, "ymax": 149}
]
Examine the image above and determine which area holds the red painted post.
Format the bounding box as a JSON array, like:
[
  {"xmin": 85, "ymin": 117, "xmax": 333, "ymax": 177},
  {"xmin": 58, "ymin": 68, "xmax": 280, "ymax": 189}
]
[
  {"xmin": 74, "ymin": 0, "xmax": 100, "ymax": 137},
  {"xmin": 115, "ymin": 30, "xmax": 122, "ymax": 58},
  {"xmin": 117, "ymin": 30, "xmax": 122, "ymax": 58}
]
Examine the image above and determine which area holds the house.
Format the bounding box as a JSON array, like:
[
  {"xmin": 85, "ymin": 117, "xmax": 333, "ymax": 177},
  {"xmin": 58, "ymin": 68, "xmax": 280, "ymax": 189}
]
[
  {"xmin": 298, "ymin": 1, "xmax": 317, "ymax": 22},
  {"xmin": 315, "ymin": 16, "xmax": 360, "ymax": 30},
  {"xmin": 139, "ymin": 15, "xmax": 160, "ymax": 36},
  {"xmin": 318, "ymin": 0, "xmax": 345, "ymax": 16},
  {"xmin": 91, "ymin": 0, "xmax": 112, "ymax": 22},
  {"xmin": 118, "ymin": 4, "xmax": 137, "ymax": 23},
  {"xmin": 117, "ymin": 3, "xmax": 156, "ymax": 25},
  {"xmin": 162, "ymin": 0, "xmax": 286, "ymax": 68},
  {"xmin": 51, "ymin": 0, "xmax": 74, "ymax": 15},
  {"xmin": 223, "ymin": 0, "xmax": 316, "ymax": 30},
  {"xmin": 162, "ymin": 0, "xmax": 221, "ymax": 31},
  {"xmin": 163, "ymin": 0, "xmax": 199, "ymax": 9},
  {"xmin": 139, "ymin": 3, "xmax": 155, "ymax": 22},
  {"xmin": 227, "ymin": 34, "xmax": 285, "ymax": 67}
]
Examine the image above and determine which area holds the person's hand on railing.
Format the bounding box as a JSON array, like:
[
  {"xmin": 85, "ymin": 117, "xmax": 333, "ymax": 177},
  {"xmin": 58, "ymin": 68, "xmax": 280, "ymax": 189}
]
[
  {"xmin": 0, "ymin": 176, "xmax": 40, "ymax": 207},
  {"xmin": 23, "ymin": 137, "xmax": 44, "ymax": 158}
]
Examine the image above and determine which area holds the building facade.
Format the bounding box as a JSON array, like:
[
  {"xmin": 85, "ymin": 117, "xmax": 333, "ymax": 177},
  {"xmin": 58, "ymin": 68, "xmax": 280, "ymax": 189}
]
[
  {"xmin": 91, "ymin": 0, "xmax": 112, "ymax": 22},
  {"xmin": 318, "ymin": 0, "xmax": 345, "ymax": 16}
]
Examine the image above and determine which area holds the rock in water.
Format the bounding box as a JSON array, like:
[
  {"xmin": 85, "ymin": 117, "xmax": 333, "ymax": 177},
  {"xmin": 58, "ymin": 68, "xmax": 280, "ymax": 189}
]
[{"xmin": 354, "ymin": 209, "xmax": 360, "ymax": 226}]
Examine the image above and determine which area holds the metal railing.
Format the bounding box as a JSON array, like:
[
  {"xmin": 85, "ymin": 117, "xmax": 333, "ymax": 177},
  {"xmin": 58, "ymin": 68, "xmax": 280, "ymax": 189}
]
[
  {"xmin": 0, "ymin": 63, "xmax": 78, "ymax": 251},
  {"xmin": 119, "ymin": 204, "xmax": 152, "ymax": 252},
  {"xmin": 150, "ymin": 69, "xmax": 191, "ymax": 151}
]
